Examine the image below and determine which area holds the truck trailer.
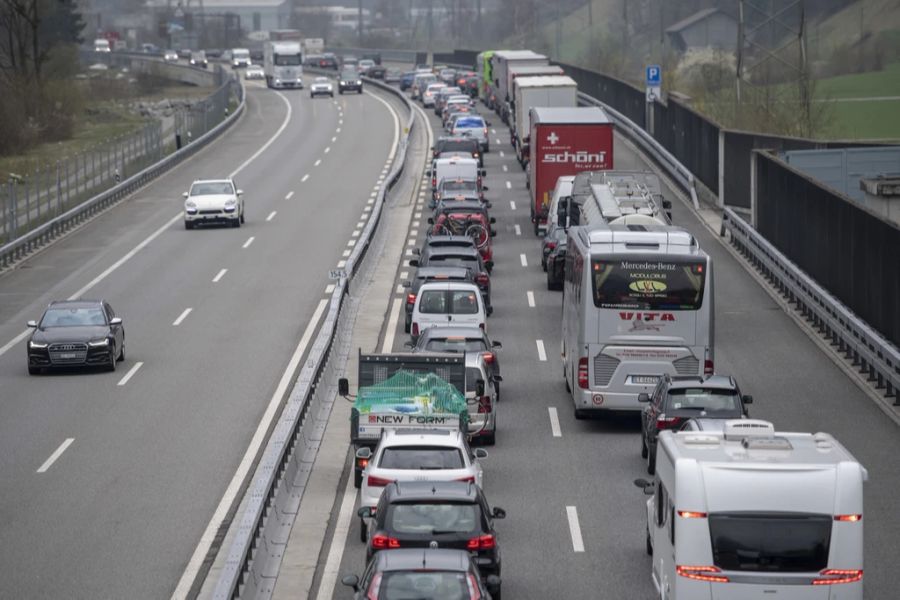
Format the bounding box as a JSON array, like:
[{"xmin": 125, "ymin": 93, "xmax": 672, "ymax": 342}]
[
  {"xmin": 512, "ymin": 75, "xmax": 578, "ymax": 165},
  {"xmin": 489, "ymin": 50, "xmax": 547, "ymax": 117},
  {"xmin": 263, "ymin": 41, "xmax": 303, "ymax": 89}
]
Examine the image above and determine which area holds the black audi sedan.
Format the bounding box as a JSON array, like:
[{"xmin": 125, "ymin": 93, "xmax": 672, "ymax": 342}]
[{"xmin": 26, "ymin": 300, "xmax": 125, "ymax": 374}]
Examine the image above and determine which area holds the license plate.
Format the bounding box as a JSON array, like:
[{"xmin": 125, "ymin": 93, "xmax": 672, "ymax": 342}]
[
  {"xmin": 59, "ymin": 353, "xmax": 77, "ymax": 359},
  {"xmin": 632, "ymin": 376, "xmax": 660, "ymax": 385}
]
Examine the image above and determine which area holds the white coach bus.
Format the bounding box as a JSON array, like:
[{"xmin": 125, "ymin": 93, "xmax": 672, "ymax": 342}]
[
  {"xmin": 561, "ymin": 223, "xmax": 713, "ymax": 418},
  {"xmin": 635, "ymin": 421, "xmax": 866, "ymax": 600}
]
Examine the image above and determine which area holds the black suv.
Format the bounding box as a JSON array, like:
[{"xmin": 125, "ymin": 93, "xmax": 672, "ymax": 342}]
[
  {"xmin": 639, "ymin": 374, "xmax": 753, "ymax": 474},
  {"xmin": 358, "ymin": 481, "xmax": 505, "ymax": 597},
  {"xmin": 26, "ymin": 299, "xmax": 125, "ymax": 374},
  {"xmin": 338, "ymin": 68, "xmax": 362, "ymax": 94}
]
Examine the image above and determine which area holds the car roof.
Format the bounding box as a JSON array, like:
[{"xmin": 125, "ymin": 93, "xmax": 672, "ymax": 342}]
[
  {"xmin": 381, "ymin": 429, "xmax": 463, "ymax": 446},
  {"xmin": 665, "ymin": 374, "xmax": 738, "ymax": 391},
  {"xmin": 419, "ymin": 325, "xmax": 485, "ymax": 340},
  {"xmin": 47, "ymin": 299, "xmax": 103, "ymax": 309},
  {"xmin": 424, "ymin": 235, "xmax": 475, "ymax": 245},
  {"xmin": 386, "ymin": 480, "xmax": 479, "ymax": 503},
  {"xmin": 191, "ymin": 178, "xmax": 233, "ymax": 185},
  {"xmin": 375, "ymin": 548, "xmax": 473, "ymax": 572},
  {"xmin": 415, "ymin": 266, "xmax": 472, "ymax": 278},
  {"xmin": 437, "ymin": 200, "xmax": 485, "ymax": 211},
  {"xmin": 425, "ymin": 246, "xmax": 480, "ymax": 258}
]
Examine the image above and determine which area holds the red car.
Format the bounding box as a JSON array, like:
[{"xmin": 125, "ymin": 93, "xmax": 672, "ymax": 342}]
[{"xmin": 429, "ymin": 201, "xmax": 496, "ymax": 265}]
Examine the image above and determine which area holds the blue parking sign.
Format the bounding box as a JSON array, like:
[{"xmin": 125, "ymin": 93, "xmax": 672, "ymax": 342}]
[{"xmin": 646, "ymin": 65, "xmax": 661, "ymax": 86}]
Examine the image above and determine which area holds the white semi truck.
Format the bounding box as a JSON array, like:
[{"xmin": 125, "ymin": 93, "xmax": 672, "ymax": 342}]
[{"xmin": 263, "ymin": 41, "xmax": 303, "ymax": 89}]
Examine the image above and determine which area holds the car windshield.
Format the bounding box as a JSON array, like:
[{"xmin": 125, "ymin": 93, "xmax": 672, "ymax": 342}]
[
  {"xmin": 666, "ymin": 388, "xmax": 741, "ymax": 416},
  {"xmin": 387, "ymin": 503, "xmax": 479, "ymax": 535},
  {"xmin": 425, "ymin": 338, "xmax": 487, "ymax": 353},
  {"xmin": 378, "ymin": 446, "xmax": 464, "ymax": 469},
  {"xmin": 41, "ymin": 307, "xmax": 106, "ymax": 327},
  {"xmin": 378, "ymin": 570, "xmax": 471, "ymax": 599},
  {"xmin": 441, "ymin": 181, "xmax": 478, "ymax": 193},
  {"xmin": 191, "ymin": 182, "xmax": 234, "ymax": 196},
  {"xmin": 233, "ymin": 50, "xmax": 249, "ymax": 58},
  {"xmin": 455, "ymin": 118, "xmax": 484, "ymax": 128},
  {"xmin": 341, "ymin": 70, "xmax": 358, "ymax": 79},
  {"xmin": 709, "ymin": 512, "xmax": 832, "ymax": 572},
  {"xmin": 592, "ymin": 256, "xmax": 707, "ymax": 310},
  {"xmin": 315, "ymin": 77, "xmax": 328, "ymax": 82},
  {"xmin": 274, "ymin": 53, "xmax": 301, "ymax": 66},
  {"xmin": 439, "ymin": 141, "xmax": 477, "ymax": 153}
]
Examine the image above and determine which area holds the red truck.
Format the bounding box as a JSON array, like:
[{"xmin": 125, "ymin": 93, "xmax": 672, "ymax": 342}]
[{"xmin": 529, "ymin": 106, "xmax": 614, "ymax": 234}]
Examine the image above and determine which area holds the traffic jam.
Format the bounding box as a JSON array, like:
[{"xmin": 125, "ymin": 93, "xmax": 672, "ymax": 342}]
[{"xmin": 337, "ymin": 51, "xmax": 867, "ymax": 600}]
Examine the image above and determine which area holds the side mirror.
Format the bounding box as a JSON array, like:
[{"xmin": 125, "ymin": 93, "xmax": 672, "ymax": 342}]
[
  {"xmin": 491, "ymin": 340, "xmax": 502, "ymax": 349},
  {"xmin": 485, "ymin": 575, "xmax": 501, "ymax": 587},
  {"xmin": 492, "ymin": 375, "xmax": 503, "ymax": 383},
  {"xmin": 341, "ymin": 574, "xmax": 360, "ymax": 592},
  {"xmin": 475, "ymin": 379, "xmax": 485, "ymax": 397},
  {"xmin": 634, "ymin": 478, "xmax": 655, "ymax": 495},
  {"xmin": 742, "ymin": 394, "xmax": 753, "ymax": 404},
  {"xmin": 427, "ymin": 217, "xmax": 434, "ymax": 225},
  {"xmin": 638, "ymin": 393, "xmax": 651, "ymax": 403},
  {"xmin": 480, "ymin": 169, "xmax": 487, "ymax": 176},
  {"xmin": 355, "ymin": 447, "xmax": 372, "ymax": 460},
  {"xmin": 490, "ymin": 228, "xmax": 497, "ymax": 237},
  {"xmin": 236, "ymin": 189, "xmax": 244, "ymax": 195},
  {"xmin": 356, "ymin": 506, "xmax": 374, "ymax": 519},
  {"xmin": 182, "ymin": 192, "xmax": 189, "ymax": 198},
  {"xmin": 485, "ymin": 201, "xmax": 493, "ymax": 209},
  {"xmin": 338, "ymin": 377, "xmax": 349, "ymax": 396},
  {"xmin": 426, "ymin": 169, "xmax": 432, "ymax": 176},
  {"xmin": 109, "ymin": 317, "xmax": 123, "ymax": 326},
  {"xmin": 489, "ymin": 217, "xmax": 496, "ymax": 224},
  {"xmin": 473, "ymin": 448, "xmax": 488, "ymax": 459},
  {"xmin": 27, "ymin": 320, "xmax": 37, "ymax": 328},
  {"xmin": 408, "ymin": 259, "xmax": 419, "ymax": 267},
  {"xmin": 662, "ymin": 199, "xmax": 672, "ymax": 209},
  {"xmin": 485, "ymin": 260, "xmax": 494, "ymax": 270},
  {"xmin": 411, "ymin": 248, "xmax": 421, "ymax": 255},
  {"xmin": 491, "ymin": 507, "xmax": 506, "ymax": 519},
  {"xmin": 482, "ymin": 185, "xmax": 489, "ymax": 191}
]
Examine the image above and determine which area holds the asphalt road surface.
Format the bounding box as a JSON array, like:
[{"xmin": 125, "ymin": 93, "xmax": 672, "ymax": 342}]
[
  {"xmin": 0, "ymin": 81, "xmax": 403, "ymax": 599},
  {"xmin": 324, "ymin": 90, "xmax": 900, "ymax": 599}
]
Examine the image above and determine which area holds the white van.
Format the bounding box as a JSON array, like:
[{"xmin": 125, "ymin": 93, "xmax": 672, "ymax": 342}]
[
  {"xmin": 410, "ymin": 282, "xmax": 486, "ymax": 340},
  {"xmin": 428, "ymin": 156, "xmax": 484, "ymax": 199},
  {"xmin": 545, "ymin": 175, "xmax": 574, "ymax": 234},
  {"xmin": 636, "ymin": 420, "xmax": 866, "ymax": 600},
  {"xmin": 93, "ymin": 38, "xmax": 111, "ymax": 53}
]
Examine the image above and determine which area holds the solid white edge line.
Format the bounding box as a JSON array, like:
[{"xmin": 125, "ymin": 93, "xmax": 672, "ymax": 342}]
[
  {"xmin": 172, "ymin": 298, "xmax": 329, "ymax": 600},
  {"xmin": 36, "ymin": 438, "xmax": 75, "ymax": 473},
  {"xmin": 314, "ymin": 472, "xmax": 358, "ymax": 600},
  {"xmin": 266, "ymin": 211, "xmax": 277, "ymax": 222},
  {"xmin": 536, "ymin": 339, "xmax": 547, "ymax": 361},
  {"xmin": 2, "ymin": 87, "xmax": 296, "ymax": 361},
  {"xmin": 381, "ymin": 297, "xmax": 403, "ymax": 353},
  {"xmin": 213, "ymin": 268, "xmax": 228, "ymax": 282},
  {"xmin": 566, "ymin": 506, "xmax": 585, "ymax": 552},
  {"xmin": 520, "ymin": 253, "xmax": 528, "ymax": 267},
  {"xmin": 527, "ymin": 291, "xmax": 535, "ymax": 307},
  {"xmin": 548, "ymin": 407, "xmax": 562, "ymax": 438},
  {"xmin": 117, "ymin": 361, "xmax": 144, "ymax": 386},
  {"xmin": 242, "ymin": 236, "xmax": 255, "ymax": 249},
  {"xmin": 172, "ymin": 308, "xmax": 192, "ymax": 326}
]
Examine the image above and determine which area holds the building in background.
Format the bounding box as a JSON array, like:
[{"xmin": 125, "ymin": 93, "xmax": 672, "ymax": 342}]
[{"xmin": 665, "ymin": 7, "xmax": 738, "ymax": 53}]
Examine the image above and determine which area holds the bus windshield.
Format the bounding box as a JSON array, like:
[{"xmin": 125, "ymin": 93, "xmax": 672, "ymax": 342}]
[{"xmin": 592, "ymin": 257, "xmax": 706, "ymax": 310}]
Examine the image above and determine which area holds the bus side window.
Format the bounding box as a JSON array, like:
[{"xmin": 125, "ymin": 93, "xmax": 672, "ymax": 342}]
[
  {"xmin": 656, "ymin": 483, "xmax": 668, "ymax": 529},
  {"xmin": 668, "ymin": 497, "xmax": 676, "ymax": 544}
]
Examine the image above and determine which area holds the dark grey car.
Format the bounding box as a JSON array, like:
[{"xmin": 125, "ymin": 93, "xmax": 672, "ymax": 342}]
[
  {"xmin": 26, "ymin": 300, "xmax": 125, "ymax": 374},
  {"xmin": 410, "ymin": 325, "xmax": 502, "ymax": 398}
]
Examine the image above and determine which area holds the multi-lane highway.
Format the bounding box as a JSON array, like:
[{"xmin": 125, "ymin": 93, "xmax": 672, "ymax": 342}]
[
  {"xmin": 0, "ymin": 80, "xmax": 404, "ymax": 598},
  {"xmin": 320, "ymin": 89, "xmax": 900, "ymax": 599}
]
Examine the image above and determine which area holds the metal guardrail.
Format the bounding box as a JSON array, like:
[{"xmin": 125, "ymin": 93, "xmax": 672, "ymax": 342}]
[
  {"xmin": 0, "ymin": 61, "xmax": 244, "ymax": 270},
  {"xmin": 722, "ymin": 208, "xmax": 899, "ymax": 403},
  {"xmin": 211, "ymin": 76, "xmax": 416, "ymax": 600}
]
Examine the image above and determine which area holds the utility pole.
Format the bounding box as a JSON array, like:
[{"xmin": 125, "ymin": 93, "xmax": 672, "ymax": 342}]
[
  {"xmin": 427, "ymin": 0, "xmax": 433, "ymax": 51},
  {"xmin": 554, "ymin": 0, "xmax": 561, "ymax": 58},
  {"xmin": 358, "ymin": 0, "xmax": 363, "ymax": 44}
]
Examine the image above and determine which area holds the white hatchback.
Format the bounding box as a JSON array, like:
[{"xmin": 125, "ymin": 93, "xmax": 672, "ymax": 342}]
[
  {"xmin": 422, "ymin": 82, "xmax": 447, "ymax": 107},
  {"xmin": 410, "ymin": 281, "xmax": 486, "ymax": 340},
  {"xmin": 356, "ymin": 429, "xmax": 487, "ymax": 541}
]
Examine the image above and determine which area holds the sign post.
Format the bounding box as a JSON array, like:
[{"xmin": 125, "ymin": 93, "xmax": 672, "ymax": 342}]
[{"xmin": 645, "ymin": 65, "xmax": 662, "ymax": 136}]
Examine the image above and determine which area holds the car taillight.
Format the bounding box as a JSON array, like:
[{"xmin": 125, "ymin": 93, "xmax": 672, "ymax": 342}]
[
  {"xmin": 477, "ymin": 396, "xmax": 491, "ymax": 413},
  {"xmin": 367, "ymin": 475, "xmax": 394, "ymax": 487},
  {"xmin": 482, "ymin": 352, "xmax": 494, "ymax": 364},
  {"xmin": 371, "ymin": 534, "xmax": 401, "ymax": 549},
  {"xmin": 546, "ymin": 241, "xmax": 557, "ymax": 251},
  {"xmin": 456, "ymin": 475, "xmax": 475, "ymax": 483},
  {"xmin": 656, "ymin": 415, "xmax": 684, "ymax": 430},
  {"xmin": 357, "ymin": 458, "xmax": 368, "ymax": 469},
  {"xmin": 812, "ymin": 569, "xmax": 863, "ymax": 585},
  {"xmin": 577, "ymin": 357, "xmax": 589, "ymax": 389},
  {"xmin": 834, "ymin": 514, "xmax": 862, "ymax": 522},
  {"xmin": 475, "ymin": 273, "xmax": 489, "ymax": 287},
  {"xmin": 676, "ymin": 565, "xmax": 728, "ymax": 583},
  {"xmin": 432, "ymin": 177, "xmax": 436, "ymax": 187},
  {"xmin": 677, "ymin": 510, "xmax": 707, "ymax": 519},
  {"xmin": 406, "ymin": 293, "xmax": 416, "ymax": 305},
  {"xmin": 466, "ymin": 534, "xmax": 495, "ymax": 550},
  {"xmin": 704, "ymin": 359, "xmax": 714, "ymax": 375},
  {"xmin": 412, "ymin": 323, "xmax": 419, "ymax": 337}
]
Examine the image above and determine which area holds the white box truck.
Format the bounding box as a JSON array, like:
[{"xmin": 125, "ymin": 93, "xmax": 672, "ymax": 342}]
[
  {"xmin": 263, "ymin": 41, "xmax": 303, "ymax": 89},
  {"xmin": 511, "ymin": 75, "xmax": 577, "ymax": 165},
  {"xmin": 489, "ymin": 50, "xmax": 547, "ymax": 116},
  {"xmin": 635, "ymin": 420, "xmax": 867, "ymax": 600}
]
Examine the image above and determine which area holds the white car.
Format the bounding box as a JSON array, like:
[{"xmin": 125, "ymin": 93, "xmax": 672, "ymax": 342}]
[
  {"xmin": 410, "ymin": 281, "xmax": 486, "ymax": 340},
  {"xmin": 465, "ymin": 352, "xmax": 498, "ymax": 446},
  {"xmin": 356, "ymin": 429, "xmax": 487, "ymax": 541},
  {"xmin": 309, "ymin": 76, "xmax": 334, "ymax": 98},
  {"xmin": 244, "ymin": 65, "xmax": 264, "ymax": 80},
  {"xmin": 183, "ymin": 179, "xmax": 244, "ymax": 229},
  {"xmin": 422, "ymin": 82, "xmax": 447, "ymax": 107},
  {"xmin": 163, "ymin": 50, "xmax": 179, "ymax": 62}
]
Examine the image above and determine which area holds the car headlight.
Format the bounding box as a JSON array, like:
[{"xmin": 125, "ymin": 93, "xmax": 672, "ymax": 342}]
[
  {"xmin": 356, "ymin": 80, "xmax": 362, "ymax": 85},
  {"xmin": 29, "ymin": 341, "xmax": 48, "ymax": 349},
  {"xmin": 88, "ymin": 338, "xmax": 109, "ymax": 347},
  {"xmin": 185, "ymin": 200, "xmax": 197, "ymax": 209}
]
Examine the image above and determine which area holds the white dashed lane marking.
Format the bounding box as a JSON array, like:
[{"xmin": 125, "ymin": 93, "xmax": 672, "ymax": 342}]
[
  {"xmin": 520, "ymin": 254, "xmax": 528, "ymax": 267},
  {"xmin": 548, "ymin": 407, "xmax": 562, "ymax": 438},
  {"xmin": 213, "ymin": 269, "xmax": 227, "ymax": 282},
  {"xmin": 117, "ymin": 361, "xmax": 144, "ymax": 386},
  {"xmin": 36, "ymin": 438, "xmax": 75, "ymax": 473},
  {"xmin": 173, "ymin": 308, "xmax": 192, "ymax": 326}
]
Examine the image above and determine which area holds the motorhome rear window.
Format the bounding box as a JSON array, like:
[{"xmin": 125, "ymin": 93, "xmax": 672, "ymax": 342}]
[
  {"xmin": 379, "ymin": 447, "xmax": 464, "ymax": 469},
  {"xmin": 708, "ymin": 512, "xmax": 831, "ymax": 572},
  {"xmin": 592, "ymin": 257, "xmax": 706, "ymax": 310}
]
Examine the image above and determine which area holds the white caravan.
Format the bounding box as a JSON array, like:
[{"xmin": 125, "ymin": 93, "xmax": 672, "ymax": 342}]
[{"xmin": 636, "ymin": 420, "xmax": 866, "ymax": 600}]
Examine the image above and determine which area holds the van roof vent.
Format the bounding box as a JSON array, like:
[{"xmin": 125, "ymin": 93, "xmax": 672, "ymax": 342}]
[
  {"xmin": 741, "ymin": 436, "xmax": 793, "ymax": 451},
  {"xmin": 724, "ymin": 419, "xmax": 775, "ymax": 440}
]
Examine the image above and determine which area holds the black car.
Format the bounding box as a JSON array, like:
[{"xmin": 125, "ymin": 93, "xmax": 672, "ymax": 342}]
[
  {"xmin": 318, "ymin": 53, "xmax": 339, "ymax": 70},
  {"xmin": 432, "ymin": 136, "xmax": 482, "ymax": 167},
  {"xmin": 366, "ymin": 65, "xmax": 387, "ymax": 79},
  {"xmin": 403, "ymin": 266, "xmax": 475, "ymax": 333},
  {"xmin": 342, "ymin": 548, "xmax": 498, "ymax": 600},
  {"xmin": 249, "ymin": 48, "xmax": 264, "ymax": 61},
  {"xmin": 304, "ymin": 53, "xmax": 323, "ymax": 67},
  {"xmin": 358, "ymin": 481, "xmax": 504, "ymax": 597},
  {"xmin": 411, "ymin": 326, "xmax": 502, "ymax": 397},
  {"xmin": 361, "ymin": 51, "xmax": 382, "ymax": 65},
  {"xmin": 26, "ymin": 300, "xmax": 125, "ymax": 374},
  {"xmin": 546, "ymin": 239, "xmax": 566, "ymax": 290},
  {"xmin": 433, "ymin": 178, "xmax": 486, "ymax": 207},
  {"xmin": 338, "ymin": 68, "xmax": 362, "ymax": 94},
  {"xmin": 410, "ymin": 247, "xmax": 491, "ymax": 309},
  {"xmin": 541, "ymin": 226, "xmax": 567, "ymax": 271},
  {"xmin": 639, "ymin": 374, "xmax": 753, "ymax": 474}
]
